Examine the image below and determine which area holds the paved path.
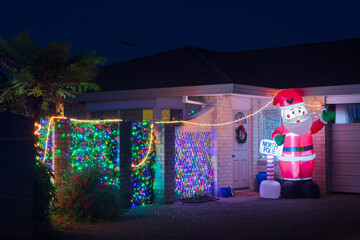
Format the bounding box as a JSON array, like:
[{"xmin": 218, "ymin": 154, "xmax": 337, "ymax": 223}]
[{"xmin": 38, "ymin": 193, "xmax": 360, "ymax": 240}]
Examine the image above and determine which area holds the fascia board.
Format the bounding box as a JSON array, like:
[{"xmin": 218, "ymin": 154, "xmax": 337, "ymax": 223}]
[
  {"xmin": 293, "ymin": 84, "xmax": 360, "ymax": 97},
  {"xmin": 75, "ymin": 84, "xmax": 235, "ymax": 102}
]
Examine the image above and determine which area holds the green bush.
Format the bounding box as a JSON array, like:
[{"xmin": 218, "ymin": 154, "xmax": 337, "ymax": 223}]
[
  {"xmin": 33, "ymin": 160, "xmax": 55, "ymax": 230},
  {"xmin": 53, "ymin": 164, "xmax": 124, "ymax": 222}
]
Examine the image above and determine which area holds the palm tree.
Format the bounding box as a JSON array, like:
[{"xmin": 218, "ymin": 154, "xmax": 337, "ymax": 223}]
[{"xmin": 0, "ymin": 32, "xmax": 105, "ymax": 120}]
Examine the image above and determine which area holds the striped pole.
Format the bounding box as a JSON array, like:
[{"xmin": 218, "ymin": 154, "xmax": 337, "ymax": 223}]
[{"xmin": 267, "ymin": 154, "xmax": 275, "ymax": 181}]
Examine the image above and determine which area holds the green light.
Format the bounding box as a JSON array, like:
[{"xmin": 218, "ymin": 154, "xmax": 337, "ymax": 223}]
[
  {"xmin": 69, "ymin": 120, "xmax": 120, "ymax": 186},
  {"xmin": 131, "ymin": 121, "xmax": 155, "ymax": 206}
]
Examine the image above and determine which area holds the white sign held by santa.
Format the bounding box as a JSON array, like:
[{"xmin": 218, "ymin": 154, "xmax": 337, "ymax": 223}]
[{"xmin": 259, "ymin": 139, "xmax": 283, "ymax": 156}]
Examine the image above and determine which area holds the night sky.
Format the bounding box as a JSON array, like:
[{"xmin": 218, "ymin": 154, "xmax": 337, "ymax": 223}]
[{"xmin": 1, "ymin": 0, "xmax": 360, "ymax": 64}]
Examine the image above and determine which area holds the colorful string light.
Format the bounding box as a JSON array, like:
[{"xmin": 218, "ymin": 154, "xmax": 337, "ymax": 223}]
[
  {"xmin": 35, "ymin": 118, "xmax": 55, "ymax": 168},
  {"xmin": 155, "ymin": 98, "xmax": 274, "ymax": 126},
  {"xmin": 35, "ymin": 95, "xmax": 279, "ymax": 165},
  {"xmin": 131, "ymin": 121, "xmax": 155, "ymax": 206},
  {"xmin": 69, "ymin": 120, "xmax": 120, "ymax": 186},
  {"xmin": 175, "ymin": 131, "xmax": 214, "ymax": 199},
  {"xmin": 35, "ymin": 117, "xmax": 121, "ymax": 165}
]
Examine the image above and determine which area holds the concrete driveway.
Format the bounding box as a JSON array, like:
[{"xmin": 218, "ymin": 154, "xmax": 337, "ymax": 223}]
[{"xmin": 38, "ymin": 193, "xmax": 360, "ymax": 240}]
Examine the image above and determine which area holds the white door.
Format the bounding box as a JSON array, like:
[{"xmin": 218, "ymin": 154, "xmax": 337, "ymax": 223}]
[{"xmin": 233, "ymin": 110, "xmax": 249, "ymax": 189}]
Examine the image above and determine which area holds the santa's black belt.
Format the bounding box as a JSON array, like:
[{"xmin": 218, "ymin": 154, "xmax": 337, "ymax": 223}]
[{"xmin": 283, "ymin": 145, "xmax": 313, "ymax": 152}]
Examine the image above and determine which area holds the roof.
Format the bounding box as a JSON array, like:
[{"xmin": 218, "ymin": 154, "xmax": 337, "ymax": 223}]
[{"xmin": 95, "ymin": 38, "xmax": 360, "ymax": 91}]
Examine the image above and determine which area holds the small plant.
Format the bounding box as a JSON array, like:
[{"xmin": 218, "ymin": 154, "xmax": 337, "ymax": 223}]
[
  {"xmin": 193, "ymin": 191, "xmax": 206, "ymax": 199},
  {"xmin": 53, "ymin": 163, "xmax": 124, "ymax": 222},
  {"xmin": 33, "ymin": 159, "xmax": 55, "ymax": 230}
]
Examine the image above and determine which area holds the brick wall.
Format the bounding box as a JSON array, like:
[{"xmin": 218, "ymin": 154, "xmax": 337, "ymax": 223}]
[
  {"xmin": 304, "ymin": 96, "xmax": 327, "ymax": 195},
  {"xmin": 154, "ymin": 124, "xmax": 176, "ymax": 204},
  {"xmin": 250, "ymin": 99, "xmax": 260, "ymax": 191},
  {"xmin": 53, "ymin": 119, "xmax": 70, "ymax": 182},
  {"xmin": 214, "ymin": 96, "xmax": 234, "ymax": 194},
  {"xmin": 120, "ymin": 122, "xmax": 132, "ymax": 209}
]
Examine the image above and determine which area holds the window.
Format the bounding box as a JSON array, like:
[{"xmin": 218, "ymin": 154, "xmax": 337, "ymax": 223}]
[
  {"xmin": 161, "ymin": 109, "xmax": 183, "ymax": 121},
  {"xmin": 262, "ymin": 110, "xmax": 281, "ymax": 140},
  {"xmin": 120, "ymin": 110, "xmax": 143, "ymax": 121},
  {"xmin": 171, "ymin": 109, "xmax": 183, "ymax": 120},
  {"xmin": 142, "ymin": 109, "xmax": 153, "ymax": 121},
  {"xmin": 161, "ymin": 109, "xmax": 171, "ymax": 121},
  {"xmin": 335, "ymin": 104, "xmax": 360, "ymax": 124},
  {"xmin": 234, "ymin": 112, "xmax": 247, "ymax": 124},
  {"xmin": 91, "ymin": 112, "xmax": 103, "ymax": 119},
  {"xmin": 262, "ymin": 110, "xmax": 282, "ymax": 160},
  {"xmin": 91, "ymin": 111, "xmax": 118, "ymax": 120}
]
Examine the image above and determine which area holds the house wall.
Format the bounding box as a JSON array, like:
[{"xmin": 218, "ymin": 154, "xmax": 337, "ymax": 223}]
[
  {"xmin": 250, "ymin": 99, "xmax": 261, "ymax": 191},
  {"xmin": 53, "ymin": 119, "xmax": 70, "ymax": 182},
  {"xmin": 214, "ymin": 95, "xmax": 234, "ymax": 194}
]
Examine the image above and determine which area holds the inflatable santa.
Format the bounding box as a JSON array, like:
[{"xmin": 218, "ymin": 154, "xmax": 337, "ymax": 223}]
[{"xmin": 272, "ymin": 90, "xmax": 335, "ymax": 198}]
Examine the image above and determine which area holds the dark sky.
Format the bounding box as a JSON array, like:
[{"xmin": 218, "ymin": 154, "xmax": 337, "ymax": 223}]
[{"xmin": 1, "ymin": 0, "xmax": 360, "ymax": 64}]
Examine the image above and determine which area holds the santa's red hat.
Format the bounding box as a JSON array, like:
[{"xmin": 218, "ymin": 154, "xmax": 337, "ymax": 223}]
[{"xmin": 273, "ymin": 89, "xmax": 304, "ymax": 110}]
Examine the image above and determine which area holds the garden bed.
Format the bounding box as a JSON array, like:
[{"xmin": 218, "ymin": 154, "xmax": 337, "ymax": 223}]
[{"xmin": 180, "ymin": 195, "xmax": 219, "ymax": 203}]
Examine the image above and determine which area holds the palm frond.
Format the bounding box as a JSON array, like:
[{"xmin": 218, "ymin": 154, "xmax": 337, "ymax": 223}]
[
  {"xmin": 67, "ymin": 51, "xmax": 106, "ymax": 68},
  {"xmin": 0, "ymin": 38, "xmax": 18, "ymax": 74},
  {"xmin": 60, "ymin": 64, "xmax": 98, "ymax": 83}
]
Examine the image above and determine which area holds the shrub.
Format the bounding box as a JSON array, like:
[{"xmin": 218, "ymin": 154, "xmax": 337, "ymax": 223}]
[
  {"xmin": 33, "ymin": 159, "xmax": 55, "ymax": 229},
  {"xmin": 53, "ymin": 163, "xmax": 124, "ymax": 222}
]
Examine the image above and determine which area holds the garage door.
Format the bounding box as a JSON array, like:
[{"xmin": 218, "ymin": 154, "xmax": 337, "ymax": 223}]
[{"xmin": 330, "ymin": 123, "xmax": 360, "ymax": 193}]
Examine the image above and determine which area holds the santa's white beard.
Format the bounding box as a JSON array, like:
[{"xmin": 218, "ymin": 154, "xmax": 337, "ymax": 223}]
[{"xmin": 283, "ymin": 115, "xmax": 313, "ymax": 135}]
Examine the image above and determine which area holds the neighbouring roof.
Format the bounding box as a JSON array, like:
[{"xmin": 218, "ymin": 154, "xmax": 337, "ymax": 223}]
[{"xmin": 96, "ymin": 38, "xmax": 360, "ymax": 91}]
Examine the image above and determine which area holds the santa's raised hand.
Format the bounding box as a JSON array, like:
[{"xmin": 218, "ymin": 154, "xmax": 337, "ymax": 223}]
[{"xmin": 321, "ymin": 110, "xmax": 336, "ymax": 123}]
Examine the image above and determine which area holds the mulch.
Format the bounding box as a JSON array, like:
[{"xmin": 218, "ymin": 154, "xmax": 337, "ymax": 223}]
[{"xmin": 180, "ymin": 195, "xmax": 219, "ymax": 203}]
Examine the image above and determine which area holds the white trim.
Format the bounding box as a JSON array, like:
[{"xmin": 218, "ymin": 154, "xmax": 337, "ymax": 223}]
[
  {"xmin": 326, "ymin": 94, "xmax": 360, "ymax": 104},
  {"xmin": 320, "ymin": 117, "xmax": 327, "ymax": 124},
  {"xmin": 283, "ymin": 177, "xmax": 313, "ymax": 181},
  {"xmin": 279, "ymin": 102, "xmax": 304, "ymax": 110},
  {"xmin": 182, "ymin": 96, "xmax": 206, "ymax": 105},
  {"xmin": 292, "ymin": 84, "xmax": 360, "ymax": 97},
  {"xmin": 278, "ymin": 154, "xmax": 316, "ymax": 162},
  {"xmin": 76, "ymin": 83, "xmax": 278, "ymax": 102},
  {"xmin": 300, "ymin": 177, "xmax": 312, "ymax": 180},
  {"xmin": 77, "ymin": 83, "xmax": 360, "ymax": 103},
  {"xmin": 284, "ymin": 178, "xmax": 301, "ymax": 181}
]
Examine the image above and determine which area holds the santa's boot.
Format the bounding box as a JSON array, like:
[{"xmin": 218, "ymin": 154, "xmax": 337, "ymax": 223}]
[
  {"xmin": 281, "ymin": 180, "xmax": 301, "ymax": 198},
  {"xmin": 300, "ymin": 180, "xmax": 320, "ymax": 198}
]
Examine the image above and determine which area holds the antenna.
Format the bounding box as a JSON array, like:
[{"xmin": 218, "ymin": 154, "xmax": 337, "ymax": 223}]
[{"xmin": 120, "ymin": 40, "xmax": 141, "ymax": 58}]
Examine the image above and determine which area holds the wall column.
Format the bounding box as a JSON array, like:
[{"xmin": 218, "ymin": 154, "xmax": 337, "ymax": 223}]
[
  {"xmin": 120, "ymin": 122, "xmax": 132, "ymax": 209},
  {"xmin": 154, "ymin": 124, "xmax": 176, "ymax": 204},
  {"xmin": 53, "ymin": 119, "xmax": 70, "ymax": 182}
]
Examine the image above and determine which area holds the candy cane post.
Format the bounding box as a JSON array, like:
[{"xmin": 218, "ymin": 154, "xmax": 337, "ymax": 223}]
[
  {"xmin": 259, "ymin": 139, "xmax": 283, "ymax": 199},
  {"xmin": 266, "ymin": 154, "xmax": 275, "ymax": 180}
]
